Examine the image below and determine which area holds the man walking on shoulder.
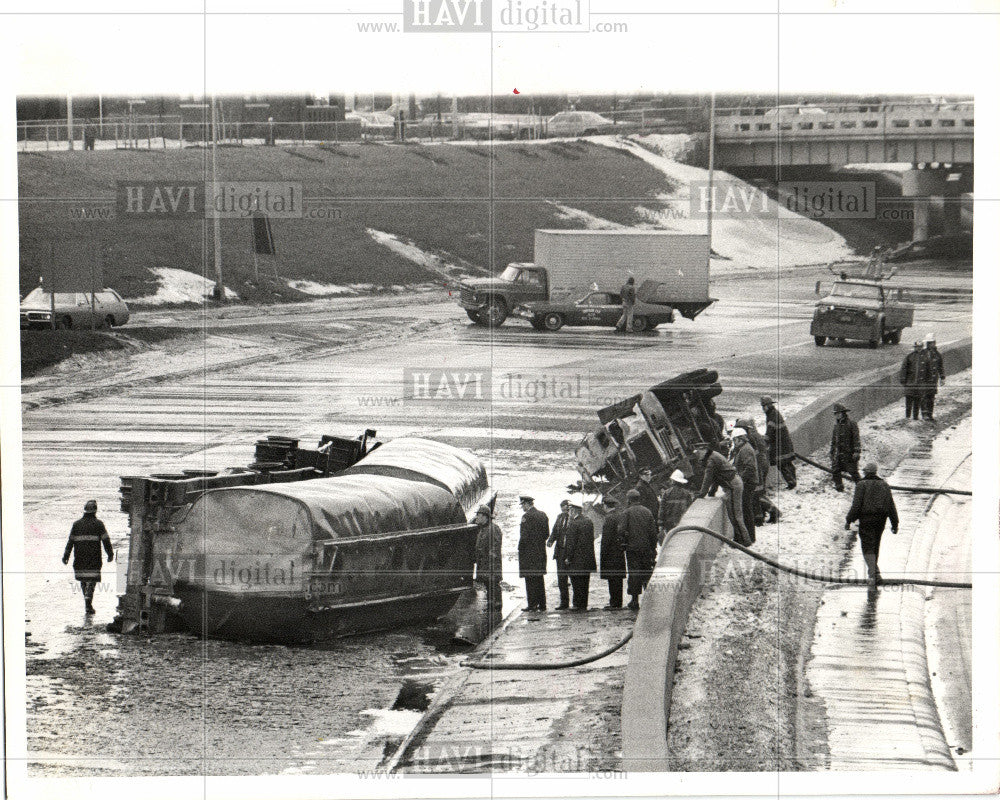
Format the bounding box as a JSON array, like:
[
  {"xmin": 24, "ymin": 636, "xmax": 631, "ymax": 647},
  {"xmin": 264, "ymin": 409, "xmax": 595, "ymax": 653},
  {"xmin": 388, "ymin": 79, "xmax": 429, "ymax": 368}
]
[
  {"xmin": 63, "ymin": 500, "xmax": 114, "ymax": 614},
  {"xmin": 845, "ymin": 461, "xmax": 899, "ymax": 586}
]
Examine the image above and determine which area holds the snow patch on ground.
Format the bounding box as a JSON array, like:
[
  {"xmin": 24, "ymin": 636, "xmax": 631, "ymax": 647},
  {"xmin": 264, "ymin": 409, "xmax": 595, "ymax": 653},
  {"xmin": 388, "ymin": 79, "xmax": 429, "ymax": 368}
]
[
  {"xmin": 286, "ymin": 280, "xmax": 357, "ymax": 297},
  {"xmin": 591, "ymin": 134, "xmax": 856, "ymax": 274},
  {"xmin": 127, "ymin": 268, "xmax": 239, "ymax": 305},
  {"xmin": 366, "ymin": 229, "xmax": 485, "ymax": 283},
  {"xmin": 547, "ymin": 202, "xmax": 625, "ymax": 230}
]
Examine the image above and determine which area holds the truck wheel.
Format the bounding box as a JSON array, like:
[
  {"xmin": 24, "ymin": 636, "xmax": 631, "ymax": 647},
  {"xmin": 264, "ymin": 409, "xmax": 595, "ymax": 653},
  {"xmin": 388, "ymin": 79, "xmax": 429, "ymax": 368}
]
[
  {"xmin": 466, "ymin": 310, "xmax": 481, "ymax": 323},
  {"xmin": 814, "ymin": 335, "xmax": 826, "ymax": 346},
  {"xmin": 890, "ymin": 330, "xmax": 902, "ymax": 344},
  {"xmin": 57, "ymin": 316, "xmax": 72, "ymax": 330},
  {"xmin": 631, "ymin": 316, "xmax": 649, "ymax": 333},
  {"xmin": 104, "ymin": 315, "xmax": 116, "ymax": 329},
  {"xmin": 543, "ymin": 313, "xmax": 564, "ymax": 331},
  {"xmin": 484, "ymin": 300, "xmax": 507, "ymax": 327}
]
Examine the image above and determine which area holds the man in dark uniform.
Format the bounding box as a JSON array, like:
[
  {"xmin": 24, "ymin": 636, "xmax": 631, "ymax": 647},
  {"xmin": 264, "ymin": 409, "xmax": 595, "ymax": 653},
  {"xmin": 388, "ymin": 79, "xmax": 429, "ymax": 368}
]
[
  {"xmin": 473, "ymin": 505, "xmax": 503, "ymax": 611},
  {"xmin": 633, "ymin": 467, "xmax": 660, "ymax": 518},
  {"xmin": 598, "ymin": 497, "xmax": 626, "ymax": 609},
  {"xmin": 760, "ymin": 396, "xmax": 796, "ymax": 489},
  {"xmin": 845, "ymin": 461, "xmax": 899, "ymax": 585},
  {"xmin": 920, "ymin": 334, "xmax": 945, "ymax": 421},
  {"xmin": 694, "ymin": 442, "xmax": 751, "ymax": 546},
  {"xmin": 738, "ymin": 416, "xmax": 779, "ymax": 524},
  {"xmin": 616, "ymin": 276, "xmax": 637, "ymax": 333},
  {"xmin": 517, "ymin": 496, "xmax": 549, "ymax": 612},
  {"xmin": 830, "ymin": 403, "xmax": 861, "ymax": 492},
  {"xmin": 729, "ymin": 428, "xmax": 758, "ymax": 545},
  {"xmin": 562, "ymin": 503, "xmax": 596, "ymax": 610},
  {"xmin": 899, "ymin": 340, "xmax": 925, "ymax": 420},
  {"xmin": 620, "ymin": 489, "xmax": 658, "ymax": 610},
  {"xmin": 63, "ymin": 499, "xmax": 114, "ymax": 614},
  {"xmin": 657, "ymin": 469, "xmax": 693, "ymax": 541},
  {"xmin": 546, "ymin": 499, "xmax": 571, "ymax": 609}
]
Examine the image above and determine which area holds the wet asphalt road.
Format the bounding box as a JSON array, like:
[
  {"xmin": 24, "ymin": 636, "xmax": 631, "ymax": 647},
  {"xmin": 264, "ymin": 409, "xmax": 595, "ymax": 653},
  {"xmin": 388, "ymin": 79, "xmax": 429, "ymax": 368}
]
[{"xmin": 18, "ymin": 265, "xmax": 972, "ymax": 775}]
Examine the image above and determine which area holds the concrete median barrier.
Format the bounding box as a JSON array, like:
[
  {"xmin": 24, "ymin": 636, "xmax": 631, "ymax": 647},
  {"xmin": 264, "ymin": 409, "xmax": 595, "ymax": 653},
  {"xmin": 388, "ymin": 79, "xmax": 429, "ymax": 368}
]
[{"xmin": 621, "ymin": 337, "xmax": 972, "ymax": 770}]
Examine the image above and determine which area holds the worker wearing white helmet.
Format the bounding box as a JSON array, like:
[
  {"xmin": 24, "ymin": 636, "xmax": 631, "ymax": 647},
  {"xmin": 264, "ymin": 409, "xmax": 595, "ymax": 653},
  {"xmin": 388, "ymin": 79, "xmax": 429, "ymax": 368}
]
[
  {"xmin": 658, "ymin": 468, "xmax": 694, "ymax": 541},
  {"xmin": 728, "ymin": 427, "xmax": 759, "ymax": 544},
  {"xmin": 919, "ymin": 333, "xmax": 945, "ymax": 421}
]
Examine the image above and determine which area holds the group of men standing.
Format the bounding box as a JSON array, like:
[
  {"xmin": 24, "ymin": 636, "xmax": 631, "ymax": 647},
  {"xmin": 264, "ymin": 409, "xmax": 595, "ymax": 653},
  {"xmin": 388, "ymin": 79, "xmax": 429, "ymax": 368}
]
[{"xmin": 899, "ymin": 334, "xmax": 946, "ymax": 421}]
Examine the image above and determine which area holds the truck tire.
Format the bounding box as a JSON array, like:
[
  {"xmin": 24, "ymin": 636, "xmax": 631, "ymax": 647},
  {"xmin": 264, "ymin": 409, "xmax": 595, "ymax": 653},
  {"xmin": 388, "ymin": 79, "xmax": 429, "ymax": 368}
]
[
  {"xmin": 814, "ymin": 335, "xmax": 826, "ymax": 346},
  {"xmin": 466, "ymin": 310, "xmax": 481, "ymax": 323},
  {"xmin": 543, "ymin": 313, "xmax": 564, "ymax": 331},
  {"xmin": 631, "ymin": 316, "xmax": 649, "ymax": 333},
  {"xmin": 484, "ymin": 300, "xmax": 508, "ymax": 327},
  {"xmin": 104, "ymin": 315, "xmax": 116, "ymax": 329},
  {"xmin": 57, "ymin": 316, "xmax": 72, "ymax": 330}
]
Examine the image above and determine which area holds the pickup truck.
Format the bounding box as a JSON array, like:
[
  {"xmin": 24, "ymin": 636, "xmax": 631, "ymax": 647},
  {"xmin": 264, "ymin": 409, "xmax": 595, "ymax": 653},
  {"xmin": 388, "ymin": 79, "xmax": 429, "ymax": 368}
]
[
  {"xmin": 458, "ymin": 229, "xmax": 713, "ymax": 327},
  {"xmin": 810, "ymin": 279, "xmax": 913, "ymax": 348}
]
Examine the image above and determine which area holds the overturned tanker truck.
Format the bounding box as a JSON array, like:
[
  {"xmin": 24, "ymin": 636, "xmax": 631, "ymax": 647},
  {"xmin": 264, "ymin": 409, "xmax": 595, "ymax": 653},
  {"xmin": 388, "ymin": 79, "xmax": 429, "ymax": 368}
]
[
  {"xmin": 110, "ymin": 432, "xmax": 489, "ymax": 644},
  {"xmin": 574, "ymin": 368, "xmax": 726, "ymax": 501}
]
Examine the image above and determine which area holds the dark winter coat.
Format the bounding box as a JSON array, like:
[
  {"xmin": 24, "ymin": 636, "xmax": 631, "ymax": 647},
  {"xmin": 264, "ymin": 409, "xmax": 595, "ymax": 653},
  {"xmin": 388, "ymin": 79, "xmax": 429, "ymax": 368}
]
[
  {"xmin": 899, "ymin": 349, "xmax": 925, "ymax": 397},
  {"xmin": 764, "ymin": 406, "xmax": 795, "ymax": 464},
  {"xmin": 920, "ymin": 347, "xmax": 945, "ymax": 395},
  {"xmin": 517, "ymin": 506, "xmax": 549, "ymax": 577},
  {"xmin": 474, "ymin": 521, "xmax": 503, "ymax": 583},
  {"xmin": 599, "ymin": 509, "xmax": 626, "ymax": 579},
  {"xmin": 657, "ymin": 484, "xmax": 693, "ymax": 535},
  {"xmin": 633, "ymin": 479, "xmax": 660, "ymax": 518},
  {"xmin": 731, "ymin": 440, "xmax": 759, "ymax": 492},
  {"xmin": 562, "ymin": 515, "xmax": 597, "ymax": 576},
  {"xmin": 620, "ymin": 503, "xmax": 658, "ymax": 555},
  {"xmin": 63, "ymin": 513, "xmax": 113, "ymax": 581},
  {"xmin": 698, "ymin": 450, "xmax": 738, "ymax": 496},
  {"xmin": 846, "ymin": 476, "xmax": 899, "ymax": 532},
  {"xmin": 547, "ymin": 512, "xmax": 570, "ymax": 571},
  {"xmin": 830, "ymin": 416, "xmax": 861, "ymax": 461}
]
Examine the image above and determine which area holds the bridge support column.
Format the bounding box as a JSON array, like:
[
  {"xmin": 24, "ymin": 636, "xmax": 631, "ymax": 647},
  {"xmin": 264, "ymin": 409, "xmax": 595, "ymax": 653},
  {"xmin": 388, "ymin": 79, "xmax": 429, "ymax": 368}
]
[{"xmin": 900, "ymin": 167, "xmax": 968, "ymax": 241}]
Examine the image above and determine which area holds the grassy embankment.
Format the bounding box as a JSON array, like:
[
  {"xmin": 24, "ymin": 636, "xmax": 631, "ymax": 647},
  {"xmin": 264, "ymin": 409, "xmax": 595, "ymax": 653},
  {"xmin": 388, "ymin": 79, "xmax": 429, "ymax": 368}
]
[{"xmin": 18, "ymin": 140, "xmax": 671, "ymax": 304}]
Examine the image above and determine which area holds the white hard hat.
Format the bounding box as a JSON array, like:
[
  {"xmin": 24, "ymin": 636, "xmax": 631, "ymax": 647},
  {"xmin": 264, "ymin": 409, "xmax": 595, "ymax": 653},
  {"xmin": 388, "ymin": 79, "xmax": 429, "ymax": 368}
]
[
  {"xmin": 730, "ymin": 427, "xmax": 747, "ymax": 439},
  {"xmin": 724, "ymin": 420, "xmax": 735, "ymax": 433},
  {"xmin": 669, "ymin": 469, "xmax": 688, "ymax": 484},
  {"xmin": 925, "ymin": 333, "xmax": 936, "ymax": 343}
]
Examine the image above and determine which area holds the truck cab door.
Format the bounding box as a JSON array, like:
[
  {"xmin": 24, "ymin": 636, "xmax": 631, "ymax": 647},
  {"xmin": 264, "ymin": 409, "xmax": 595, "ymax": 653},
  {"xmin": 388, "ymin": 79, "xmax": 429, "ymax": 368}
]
[{"xmin": 520, "ymin": 269, "xmax": 548, "ymax": 301}]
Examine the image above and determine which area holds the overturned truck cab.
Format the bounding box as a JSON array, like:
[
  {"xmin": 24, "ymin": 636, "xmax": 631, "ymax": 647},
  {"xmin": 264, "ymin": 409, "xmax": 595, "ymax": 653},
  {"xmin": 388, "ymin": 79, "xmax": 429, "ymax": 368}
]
[
  {"xmin": 574, "ymin": 368, "xmax": 726, "ymax": 501},
  {"xmin": 111, "ymin": 434, "xmax": 489, "ymax": 644}
]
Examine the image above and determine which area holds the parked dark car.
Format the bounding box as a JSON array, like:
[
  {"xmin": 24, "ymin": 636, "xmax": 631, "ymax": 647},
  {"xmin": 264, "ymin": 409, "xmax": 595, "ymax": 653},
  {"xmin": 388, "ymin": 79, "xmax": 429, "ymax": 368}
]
[
  {"xmin": 515, "ymin": 290, "xmax": 675, "ymax": 332},
  {"xmin": 20, "ymin": 288, "xmax": 130, "ymax": 330}
]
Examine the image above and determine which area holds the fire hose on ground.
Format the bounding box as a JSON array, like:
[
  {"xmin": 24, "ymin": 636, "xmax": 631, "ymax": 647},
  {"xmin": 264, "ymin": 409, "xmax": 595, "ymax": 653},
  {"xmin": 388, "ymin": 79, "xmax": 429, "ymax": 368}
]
[
  {"xmin": 793, "ymin": 452, "xmax": 972, "ymax": 496},
  {"xmin": 462, "ymin": 521, "xmax": 972, "ymax": 671}
]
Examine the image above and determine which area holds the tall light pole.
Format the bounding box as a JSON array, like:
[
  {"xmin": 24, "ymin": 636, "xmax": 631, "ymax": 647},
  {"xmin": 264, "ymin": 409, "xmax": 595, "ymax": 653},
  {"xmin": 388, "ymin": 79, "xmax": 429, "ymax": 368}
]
[
  {"xmin": 706, "ymin": 92, "xmax": 716, "ymax": 265},
  {"xmin": 67, "ymin": 94, "xmax": 74, "ymax": 150},
  {"xmin": 210, "ymin": 96, "xmax": 224, "ymax": 300}
]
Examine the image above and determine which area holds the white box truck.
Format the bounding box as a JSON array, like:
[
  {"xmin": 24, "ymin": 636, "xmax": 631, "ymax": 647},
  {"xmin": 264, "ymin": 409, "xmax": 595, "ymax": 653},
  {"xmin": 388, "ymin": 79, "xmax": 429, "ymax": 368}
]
[{"xmin": 457, "ymin": 229, "xmax": 714, "ymax": 329}]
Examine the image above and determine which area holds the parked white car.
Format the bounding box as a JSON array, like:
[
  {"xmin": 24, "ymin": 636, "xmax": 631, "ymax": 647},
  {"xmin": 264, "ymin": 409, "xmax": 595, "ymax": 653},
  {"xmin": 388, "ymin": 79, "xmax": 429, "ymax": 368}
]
[
  {"xmin": 20, "ymin": 288, "xmax": 130, "ymax": 330},
  {"xmin": 546, "ymin": 111, "xmax": 615, "ymax": 136}
]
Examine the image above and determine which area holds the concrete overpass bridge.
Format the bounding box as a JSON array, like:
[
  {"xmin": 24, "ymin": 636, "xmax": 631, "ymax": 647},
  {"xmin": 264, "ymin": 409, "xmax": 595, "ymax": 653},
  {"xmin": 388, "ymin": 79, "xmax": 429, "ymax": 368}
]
[
  {"xmin": 713, "ymin": 102, "xmax": 974, "ymax": 240},
  {"xmin": 714, "ymin": 102, "xmax": 973, "ymax": 168}
]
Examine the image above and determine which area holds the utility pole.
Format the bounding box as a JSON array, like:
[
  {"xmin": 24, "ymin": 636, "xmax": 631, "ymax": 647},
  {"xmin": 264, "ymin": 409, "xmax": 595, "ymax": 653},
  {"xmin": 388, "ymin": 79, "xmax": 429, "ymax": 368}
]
[
  {"xmin": 211, "ymin": 97, "xmax": 224, "ymax": 300},
  {"xmin": 706, "ymin": 91, "xmax": 716, "ymax": 267},
  {"xmin": 67, "ymin": 95, "xmax": 74, "ymax": 150}
]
